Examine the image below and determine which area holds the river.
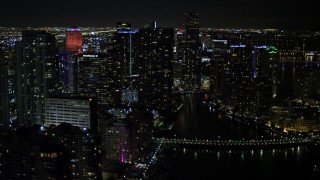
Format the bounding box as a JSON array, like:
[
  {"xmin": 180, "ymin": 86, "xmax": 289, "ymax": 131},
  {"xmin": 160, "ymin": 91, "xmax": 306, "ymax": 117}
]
[{"xmin": 149, "ymin": 93, "xmax": 320, "ymax": 179}]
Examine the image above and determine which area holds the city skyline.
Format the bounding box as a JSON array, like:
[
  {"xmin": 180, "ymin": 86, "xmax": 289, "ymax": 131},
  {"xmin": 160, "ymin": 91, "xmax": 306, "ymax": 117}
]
[
  {"xmin": 1, "ymin": 9, "xmax": 320, "ymax": 179},
  {"xmin": 1, "ymin": 0, "xmax": 320, "ymax": 29}
]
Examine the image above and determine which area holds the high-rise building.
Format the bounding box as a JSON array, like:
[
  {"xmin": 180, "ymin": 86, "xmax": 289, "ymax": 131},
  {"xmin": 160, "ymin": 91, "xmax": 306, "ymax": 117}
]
[
  {"xmin": 0, "ymin": 49, "xmax": 9, "ymax": 127},
  {"xmin": 77, "ymin": 53, "xmax": 109, "ymax": 108},
  {"xmin": 15, "ymin": 30, "xmax": 58, "ymax": 127},
  {"xmin": 210, "ymin": 39, "xmax": 229, "ymax": 100},
  {"xmin": 59, "ymin": 51, "xmax": 77, "ymax": 94},
  {"xmin": 183, "ymin": 12, "xmax": 201, "ymax": 91},
  {"xmin": 105, "ymin": 108, "xmax": 134, "ymax": 163},
  {"xmin": 252, "ymin": 46, "xmax": 273, "ymax": 114},
  {"xmin": 65, "ymin": 28, "xmax": 83, "ymax": 54},
  {"xmin": 45, "ymin": 97, "xmax": 98, "ymax": 131},
  {"xmin": 222, "ymin": 45, "xmax": 250, "ymax": 107},
  {"xmin": 107, "ymin": 22, "xmax": 138, "ymax": 106},
  {"xmin": 185, "ymin": 12, "xmax": 200, "ymax": 40},
  {"xmin": 221, "ymin": 44, "xmax": 273, "ymax": 117},
  {"xmin": 127, "ymin": 110, "xmax": 154, "ymax": 163},
  {"xmin": 0, "ymin": 37, "xmax": 19, "ymax": 126},
  {"xmin": 173, "ymin": 29, "xmax": 185, "ymax": 92},
  {"xmin": 136, "ymin": 27, "xmax": 174, "ymax": 112}
]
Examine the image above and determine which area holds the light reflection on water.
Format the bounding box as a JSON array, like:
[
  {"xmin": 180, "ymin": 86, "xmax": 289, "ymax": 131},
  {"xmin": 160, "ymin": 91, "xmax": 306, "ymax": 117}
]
[
  {"xmin": 151, "ymin": 92, "xmax": 320, "ymax": 179},
  {"xmin": 154, "ymin": 145, "xmax": 320, "ymax": 179}
]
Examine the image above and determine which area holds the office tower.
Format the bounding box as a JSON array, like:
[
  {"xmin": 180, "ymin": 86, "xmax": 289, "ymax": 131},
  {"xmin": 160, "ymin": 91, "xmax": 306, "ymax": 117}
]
[
  {"xmin": 222, "ymin": 44, "xmax": 273, "ymax": 117},
  {"xmin": 222, "ymin": 45, "xmax": 253, "ymax": 112},
  {"xmin": 210, "ymin": 38, "xmax": 228, "ymax": 100},
  {"xmin": 183, "ymin": 12, "xmax": 201, "ymax": 91},
  {"xmin": 15, "ymin": 30, "xmax": 58, "ymax": 127},
  {"xmin": 77, "ymin": 53, "xmax": 109, "ymax": 108},
  {"xmin": 0, "ymin": 36, "xmax": 18, "ymax": 128},
  {"xmin": 200, "ymin": 33, "xmax": 212, "ymax": 92},
  {"xmin": 0, "ymin": 49, "xmax": 9, "ymax": 127},
  {"xmin": 266, "ymin": 46, "xmax": 279, "ymax": 99},
  {"xmin": 58, "ymin": 51, "xmax": 77, "ymax": 94},
  {"xmin": 45, "ymin": 97, "xmax": 98, "ymax": 131},
  {"xmin": 252, "ymin": 46, "xmax": 273, "ymax": 115},
  {"xmin": 107, "ymin": 22, "xmax": 138, "ymax": 106},
  {"xmin": 185, "ymin": 12, "xmax": 200, "ymax": 44},
  {"xmin": 7, "ymin": 54, "xmax": 17, "ymax": 126},
  {"xmin": 65, "ymin": 28, "xmax": 83, "ymax": 54},
  {"xmin": 173, "ymin": 28, "xmax": 185, "ymax": 91},
  {"xmin": 136, "ymin": 27, "xmax": 174, "ymax": 112}
]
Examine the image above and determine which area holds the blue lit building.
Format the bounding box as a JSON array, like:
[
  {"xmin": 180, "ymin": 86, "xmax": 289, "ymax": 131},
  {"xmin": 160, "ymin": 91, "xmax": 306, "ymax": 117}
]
[{"xmin": 59, "ymin": 51, "xmax": 77, "ymax": 94}]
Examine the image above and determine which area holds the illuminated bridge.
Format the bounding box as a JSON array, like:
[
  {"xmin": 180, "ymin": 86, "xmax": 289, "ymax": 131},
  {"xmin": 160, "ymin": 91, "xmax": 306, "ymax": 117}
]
[
  {"xmin": 172, "ymin": 90, "xmax": 209, "ymax": 95},
  {"xmin": 155, "ymin": 137, "xmax": 318, "ymax": 148}
]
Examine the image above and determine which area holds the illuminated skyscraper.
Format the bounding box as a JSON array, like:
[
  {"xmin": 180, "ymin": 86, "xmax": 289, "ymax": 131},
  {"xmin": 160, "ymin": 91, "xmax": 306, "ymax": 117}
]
[
  {"xmin": 210, "ymin": 39, "xmax": 228, "ymax": 100},
  {"xmin": 59, "ymin": 51, "xmax": 77, "ymax": 94},
  {"xmin": 252, "ymin": 46, "xmax": 273, "ymax": 114},
  {"xmin": 173, "ymin": 28, "xmax": 185, "ymax": 92},
  {"xmin": 222, "ymin": 45, "xmax": 251, "ymax": 107},
  {"xmin": 136, "ymin": 27, "xmax": 174, "ymax": 112},
  {"xmin": 266, "ymin": 46, "xmax": 279, "ymax": 98},
  {"xmin": 222, "ymin": 44, "xmax": 272, "ymax": 117},
  {"xmin": 183, "ymin": 12, "xmax": 201, "ymax": 91},
  {"xmin": 77, "ymin": 53, "xmax": 109, "ymax": 108},
  {"xmin": 107, "ymin": 22, "xmax": 138, "ymax": 106},
  {"xmin": 15, "ymin": 30, "xmax": 58, "ymax": 127},
  {"xmin": 66, "ymin": 28, "xmax": 83, "ymax": 54},
  {"xmin": 185, "ymin": 12, "xmax": 200, "ymax": 40}
]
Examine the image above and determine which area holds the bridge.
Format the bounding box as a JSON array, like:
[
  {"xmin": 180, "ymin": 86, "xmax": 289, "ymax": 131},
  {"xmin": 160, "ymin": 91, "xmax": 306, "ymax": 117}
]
[
  {"xmin": 155, "ymin": 137, "xmax": 318, "ymax": 148},
  {"xmin": 172, "ymin": 90, "xmax": 209, "ymax": 95}
]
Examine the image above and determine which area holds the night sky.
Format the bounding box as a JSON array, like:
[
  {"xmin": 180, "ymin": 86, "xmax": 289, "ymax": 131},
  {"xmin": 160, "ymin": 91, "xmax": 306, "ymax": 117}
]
[{"xmin": 1, "ymin": 0, "xmax": 319, "ymax": 29}]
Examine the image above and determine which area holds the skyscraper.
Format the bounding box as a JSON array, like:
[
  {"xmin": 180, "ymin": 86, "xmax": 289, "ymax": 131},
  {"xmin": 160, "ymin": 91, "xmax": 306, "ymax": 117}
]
[
  {"xmin": 210, "ymin": 39, "xmax": 229, "ymax": 100},
  {"xmin": 105, "ymin": 110, "xmax": 134, "ymax": 164},
  {"xmin": 15, "ymin": 30, "xmax": 58, "ymax": 127},
  {"xmin": 65, "ymin": 28, "xmax": 83, "ymax": 54},
  {"xmin": 77, "ymin": 53, "xmax": 108, "ymax": 108},
  {"xmin": 58, "ymin": 51, "xmax": 77, "ymax": 94},
  {"xmin": 136, "ymin": 27, "xmax": 174, "ymax": 112},
  {"xmin": 0, "ymin": 49, "xmax": 9, "ymax": 127},
  {"xmin": 107, "ymin": 22, "xmax": 138, "ymax": 106},
  {"xmin": 183, "ymin": 12, "xmax": 201, "ymax": 91}
]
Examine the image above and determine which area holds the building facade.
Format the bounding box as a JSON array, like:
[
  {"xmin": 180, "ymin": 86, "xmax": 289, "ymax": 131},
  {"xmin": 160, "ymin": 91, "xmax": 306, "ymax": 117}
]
[
  {"xmin": 15, "ymin": 30, "xmax": 58, "ymax": 127},
  {"xmin": 45, "ymin": 97, "xmax": 98, "ymax": 130}
]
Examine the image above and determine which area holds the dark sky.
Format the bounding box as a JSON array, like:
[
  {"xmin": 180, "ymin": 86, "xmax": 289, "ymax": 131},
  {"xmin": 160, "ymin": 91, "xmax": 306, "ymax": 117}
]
[{"xmin": 1, "ymin": 0, "xmax": 319, "ymax": 29}]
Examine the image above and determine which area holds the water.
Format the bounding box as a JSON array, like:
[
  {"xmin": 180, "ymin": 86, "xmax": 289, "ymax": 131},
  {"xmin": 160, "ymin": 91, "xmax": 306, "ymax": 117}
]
[
  {"xmin": 173, "ymin": 94, "xmax": 270, "ymax": 140},
  {"xmin": 159, "ymin": 146, "xmax": 320, "ymax": 179},
  {"xmin": 150, "ymin": 93, "xmax": 320, "ymax": 179}
]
